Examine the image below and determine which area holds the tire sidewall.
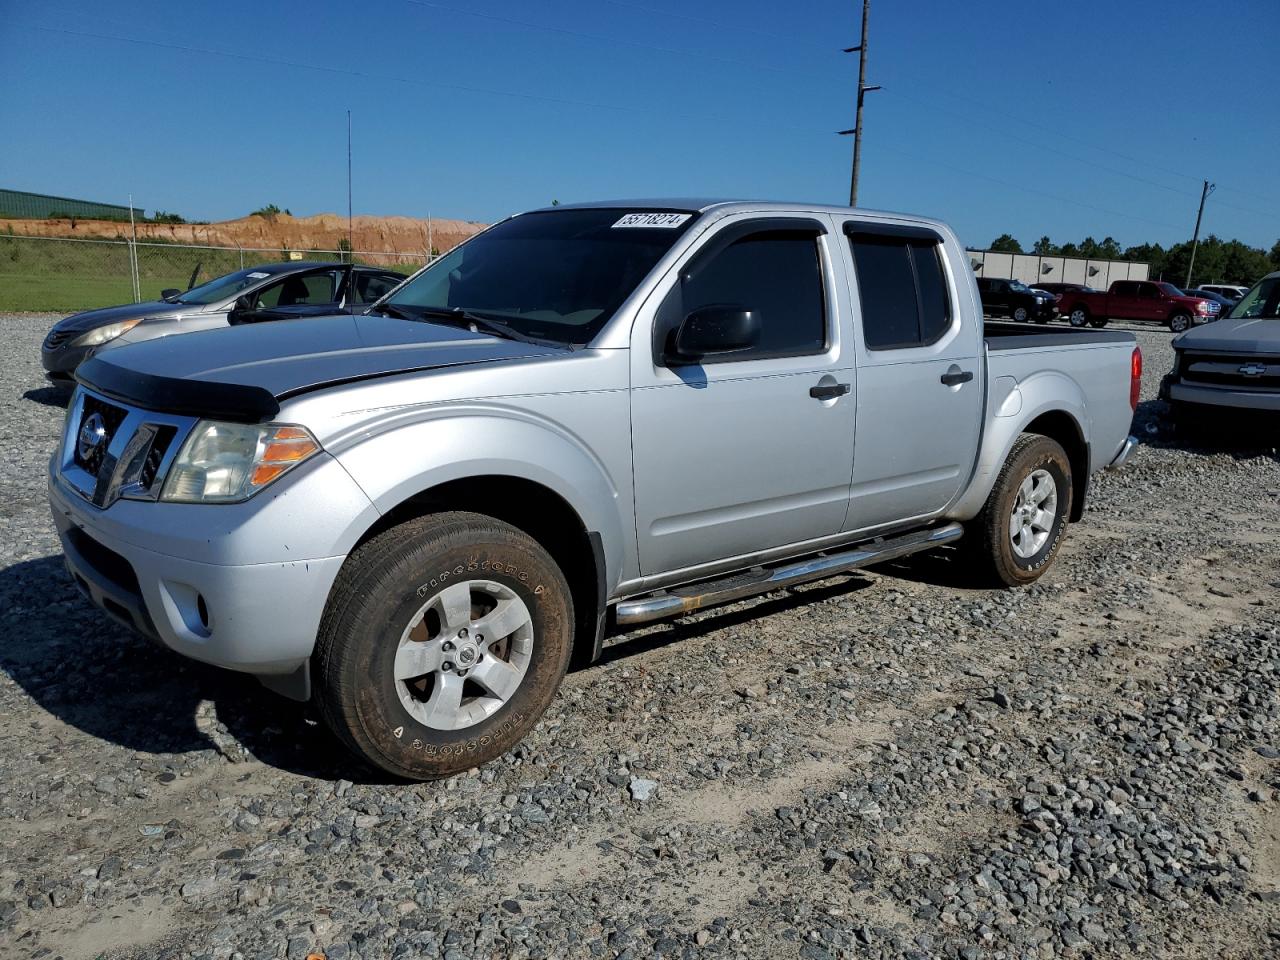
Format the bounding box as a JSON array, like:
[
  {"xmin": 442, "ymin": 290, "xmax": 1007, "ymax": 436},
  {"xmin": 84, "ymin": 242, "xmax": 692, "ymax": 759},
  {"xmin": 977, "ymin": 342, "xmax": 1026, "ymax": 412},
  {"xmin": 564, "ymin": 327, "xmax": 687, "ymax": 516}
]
[
  {"xmin": 339, "ymin": 531, "xmax": 572, "ymax": 777},
  {"xmin": 1069, "ymin": 308, "xmax": 1088, "ymax": 327},
  {"xmin": 992, "ymin": 440, "xmax": 1072, "ymax": 581}
]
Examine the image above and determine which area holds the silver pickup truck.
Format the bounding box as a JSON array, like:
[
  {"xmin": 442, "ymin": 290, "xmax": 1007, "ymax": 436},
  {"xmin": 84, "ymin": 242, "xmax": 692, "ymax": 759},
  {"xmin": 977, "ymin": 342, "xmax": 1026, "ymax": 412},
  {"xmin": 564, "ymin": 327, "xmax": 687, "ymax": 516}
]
[{"xmin": 48, "ymin": 200, "xmax": 1140, "ymax": 779}]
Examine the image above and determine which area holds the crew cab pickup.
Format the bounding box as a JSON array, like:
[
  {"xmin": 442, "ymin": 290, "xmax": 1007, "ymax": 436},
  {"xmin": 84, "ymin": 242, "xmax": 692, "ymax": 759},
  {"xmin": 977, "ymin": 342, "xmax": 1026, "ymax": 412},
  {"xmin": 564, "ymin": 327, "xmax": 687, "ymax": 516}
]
[
  {"xmin": 1057, "ymin": 279, "xmax": 1218, "ymax": 332},
  {"xmin": 49, "ymin": 200, "xmax": 1141, "ymax": 780}
]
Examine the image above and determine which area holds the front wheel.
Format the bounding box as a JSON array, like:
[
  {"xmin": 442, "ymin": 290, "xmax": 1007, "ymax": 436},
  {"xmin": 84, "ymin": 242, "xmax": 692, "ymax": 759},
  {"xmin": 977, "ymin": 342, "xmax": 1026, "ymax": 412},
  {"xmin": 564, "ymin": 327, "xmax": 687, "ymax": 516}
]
[
  {"xmin": 1169, "ymin": 312, "xmax": 1192, "ymax": 333},
  {"xmin": 1013, "ymin": 305, "xmax": 1029, "ymax": 323},
  {"xmin": 966, "ymin": 434, "xmax": 1073, "ymax": 587},
  {"xmin": 1068, "ymin": 307, "xmax": 1089, "ymax": 328},
  {"xmin": 313, "ymin": 512, "xmax": 574, "ymax": 780}
]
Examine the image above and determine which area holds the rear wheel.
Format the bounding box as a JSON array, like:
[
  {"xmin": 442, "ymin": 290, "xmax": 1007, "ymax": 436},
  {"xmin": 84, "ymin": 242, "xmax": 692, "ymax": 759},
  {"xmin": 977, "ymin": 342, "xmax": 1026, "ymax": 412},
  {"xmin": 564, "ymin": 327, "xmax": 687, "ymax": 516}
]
[
  {"xmin": 1068, "ymin": 307, "xmax": 1089, "ymax": 328},
  {"xmin": 313, "ymin": 512, "xmax": 574, "ymax": 780},
  {"xmin": 967, "ymin": 434, "xmax": 1073, "ymax": 587},
  {"xmin": 1169, "ymin": 312, "xmax": 1192, "ymax": 333}
]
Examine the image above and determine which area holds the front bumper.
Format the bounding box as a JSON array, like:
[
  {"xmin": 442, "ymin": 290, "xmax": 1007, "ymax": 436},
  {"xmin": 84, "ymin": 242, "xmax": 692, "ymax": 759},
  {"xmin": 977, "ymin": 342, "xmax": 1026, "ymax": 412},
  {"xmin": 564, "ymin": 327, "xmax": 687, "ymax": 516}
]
[
  {"xmin": 41, "ymin": 342, "xmax": 92, "ymax": 378},
  {"xmin": 1033, "ymin": 302, "xmax": 1058, "ymax": 319},
  {"xmin": 1162, "ymin": 378, "xmax": 1280, "ymax": 413},
  {"xmin": 47, "ymin": 455, "xmax": 376, "ymax": 680}
]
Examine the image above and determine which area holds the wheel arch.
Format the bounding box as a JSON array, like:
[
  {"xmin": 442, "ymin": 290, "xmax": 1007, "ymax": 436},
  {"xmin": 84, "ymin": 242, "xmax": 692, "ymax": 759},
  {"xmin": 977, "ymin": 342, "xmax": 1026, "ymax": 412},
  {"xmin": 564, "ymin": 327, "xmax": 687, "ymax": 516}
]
[
  {"xmin": 333, "ymin": 414, "xmax": 630, "ymax": 666},
  {"xmin": 951, "ymin": 376, "xmax": 1092, "ymax": 523}
]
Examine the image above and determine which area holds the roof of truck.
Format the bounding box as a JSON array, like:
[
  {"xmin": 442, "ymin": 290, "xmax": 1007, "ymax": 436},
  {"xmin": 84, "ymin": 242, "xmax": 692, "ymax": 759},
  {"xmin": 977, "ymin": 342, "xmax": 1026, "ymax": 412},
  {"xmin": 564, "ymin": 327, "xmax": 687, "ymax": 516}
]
[{"xmin": 533, "ymin": 198, "xmax": 950, "ymax": 227}]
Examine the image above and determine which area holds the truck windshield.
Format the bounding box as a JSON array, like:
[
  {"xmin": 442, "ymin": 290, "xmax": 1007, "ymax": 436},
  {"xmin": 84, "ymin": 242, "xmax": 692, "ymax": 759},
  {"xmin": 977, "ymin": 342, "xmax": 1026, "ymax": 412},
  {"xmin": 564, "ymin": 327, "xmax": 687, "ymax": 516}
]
[
  {"xmin": 1157, "ymin": 282, "xmax": 1183, "ymax": 296},
  {"xmin": 381, "ymin": 208, "xmax": 696, "ymax": 345},
  {"xmin": 1228, "ymin": 278, "xmax": 1280, "ymax": 320},
  {"xmin": 1009, "ymin": 281, "xmax": 1030, "ymax": 292}
]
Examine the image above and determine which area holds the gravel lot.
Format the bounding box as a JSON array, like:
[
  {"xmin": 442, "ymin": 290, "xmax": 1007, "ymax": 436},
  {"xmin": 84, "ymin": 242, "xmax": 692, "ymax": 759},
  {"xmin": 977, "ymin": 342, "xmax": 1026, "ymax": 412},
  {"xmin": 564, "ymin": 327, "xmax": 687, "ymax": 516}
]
[{"xmin": 1, "ymin": 315, "xmax": 1277, "ymax": 960}]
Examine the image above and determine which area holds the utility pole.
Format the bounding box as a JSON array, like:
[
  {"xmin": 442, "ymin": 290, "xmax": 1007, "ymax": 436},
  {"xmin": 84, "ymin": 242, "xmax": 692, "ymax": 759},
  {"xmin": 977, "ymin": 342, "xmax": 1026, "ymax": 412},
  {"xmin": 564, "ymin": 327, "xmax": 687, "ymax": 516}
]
[
  {"xmin": 346, "ymin": 110, "xmax": 354, "ymax": 262},
  {"xmin": 1184, "ymin": 179, "xmax": 1214, "ymax": 288},
  {"xmin": 838, "ymin": 0, "xmax": 880, "ymax": 207}
]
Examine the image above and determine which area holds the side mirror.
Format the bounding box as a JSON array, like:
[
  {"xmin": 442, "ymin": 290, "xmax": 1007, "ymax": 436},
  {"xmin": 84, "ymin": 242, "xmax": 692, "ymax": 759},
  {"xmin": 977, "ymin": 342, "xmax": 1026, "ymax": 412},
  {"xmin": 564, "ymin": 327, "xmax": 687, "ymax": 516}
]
[
  {"xmin": 160, "ymin": 288, "xmax": 181, "ymax": 301},
  {"xmin": 668, "ymin": 305, "xmax": 760, "ymax": 364},
  {"xmin": 228, "ymin": 295, "xmax": 254, "ymax": 324}
]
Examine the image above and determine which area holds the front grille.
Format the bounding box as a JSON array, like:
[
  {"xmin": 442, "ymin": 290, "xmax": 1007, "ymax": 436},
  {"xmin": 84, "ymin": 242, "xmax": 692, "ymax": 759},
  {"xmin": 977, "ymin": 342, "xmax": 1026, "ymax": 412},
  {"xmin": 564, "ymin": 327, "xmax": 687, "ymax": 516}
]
[
  {"xmin": 44, "ymin": 328, "xmax": 76, "ymax": 350},
  {"xmin": 73, "ymin": 394, "xmax": 129, "ymax": 477},
  {"xmin": 66, "ymin": 526, "xmax": 141, "ymax": 596},
  {"xmin": 1181, "ymin": 353, "xmax": 1280, "ymax": 391}
]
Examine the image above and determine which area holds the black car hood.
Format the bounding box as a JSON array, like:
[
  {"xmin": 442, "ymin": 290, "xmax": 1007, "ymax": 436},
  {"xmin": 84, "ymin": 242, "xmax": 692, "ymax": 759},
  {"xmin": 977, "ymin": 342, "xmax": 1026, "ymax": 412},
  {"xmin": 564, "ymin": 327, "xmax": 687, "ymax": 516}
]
[
  {"xmin": 75, "ymin": 313, "xmax": 561, "ymax": 422},
  {"xmin": 52, "ymin": 300, "xmax": 185, "ymax": 334}
]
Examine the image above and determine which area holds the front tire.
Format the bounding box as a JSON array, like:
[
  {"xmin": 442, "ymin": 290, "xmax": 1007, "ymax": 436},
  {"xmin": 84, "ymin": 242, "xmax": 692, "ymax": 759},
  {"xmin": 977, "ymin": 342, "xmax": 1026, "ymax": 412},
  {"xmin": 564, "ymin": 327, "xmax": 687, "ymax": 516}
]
[
  {"xmin": 314, "ymin": 512, "xmax": 574, "ymax": 780},
  {"xmin": 1169, "ymin": 312, "xmax": 1191, "ymax": 333},
  {"xmin": 1068, "ymin": 307, "xmax": 1089, "ymax": 328},
  {"xmin": 1013, "ymin": 306, "xmax": 1029, "ymax": 323},
  {"xmin": 967, "ymin": 434, "xmax": 1073, "ymax": 588}
]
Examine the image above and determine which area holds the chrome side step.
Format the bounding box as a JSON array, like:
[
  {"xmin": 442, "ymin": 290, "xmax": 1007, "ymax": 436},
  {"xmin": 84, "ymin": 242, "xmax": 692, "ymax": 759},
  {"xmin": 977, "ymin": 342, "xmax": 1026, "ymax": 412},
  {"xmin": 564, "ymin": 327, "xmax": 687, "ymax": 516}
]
[{"xmin": 614, "ymin": 522, "xmax": 964, "ymax": 626}]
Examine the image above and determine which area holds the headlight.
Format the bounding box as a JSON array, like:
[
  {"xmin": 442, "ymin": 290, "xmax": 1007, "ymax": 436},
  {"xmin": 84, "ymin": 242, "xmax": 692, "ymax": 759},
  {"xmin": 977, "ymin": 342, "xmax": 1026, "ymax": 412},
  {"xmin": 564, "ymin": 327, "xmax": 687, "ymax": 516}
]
[
  {"xmin": 161, "ymin": 421, "xmax": 320, "ymax": 503},
  {"xmin": 71, "ymin": 318, "xmax": 143, "ymax": 347}
]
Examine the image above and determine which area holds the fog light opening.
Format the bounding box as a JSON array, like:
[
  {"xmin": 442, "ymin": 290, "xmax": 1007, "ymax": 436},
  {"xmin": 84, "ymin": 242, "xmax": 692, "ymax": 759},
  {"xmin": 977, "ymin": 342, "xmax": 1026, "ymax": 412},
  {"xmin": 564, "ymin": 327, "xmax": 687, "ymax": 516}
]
[{"xmin": 196, "ymin": 593, "xmax": 210, "ymax": 631}]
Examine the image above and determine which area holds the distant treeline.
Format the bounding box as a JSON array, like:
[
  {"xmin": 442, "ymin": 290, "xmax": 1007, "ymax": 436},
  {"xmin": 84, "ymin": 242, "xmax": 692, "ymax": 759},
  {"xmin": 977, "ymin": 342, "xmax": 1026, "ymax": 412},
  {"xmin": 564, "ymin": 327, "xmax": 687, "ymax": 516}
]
[{"xmin": 986, "ymin": 233, "xmax": 1280, "ymax": 287}]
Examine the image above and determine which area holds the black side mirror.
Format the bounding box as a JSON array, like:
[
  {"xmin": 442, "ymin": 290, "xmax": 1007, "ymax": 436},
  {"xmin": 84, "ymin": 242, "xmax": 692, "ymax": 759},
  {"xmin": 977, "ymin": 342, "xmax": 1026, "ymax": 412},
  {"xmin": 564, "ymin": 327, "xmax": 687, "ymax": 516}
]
[
  {"xmin": 160, "ymin": 288, "xmax": 181, "ymax": 301},
  {"xmin": 227, "ymin": 295, "xmax": 255, "ymax": 325},
  {"xmin": 668, "ymin": 305, "xmax": 760, "ymax": 364}
]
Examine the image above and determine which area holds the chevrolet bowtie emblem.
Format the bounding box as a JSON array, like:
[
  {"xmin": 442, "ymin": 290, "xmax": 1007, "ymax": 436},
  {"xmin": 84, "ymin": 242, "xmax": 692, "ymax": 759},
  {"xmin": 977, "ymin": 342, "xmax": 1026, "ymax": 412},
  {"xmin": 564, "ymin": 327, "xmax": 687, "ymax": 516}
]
[{"xmin": 1238, "ymin": 363, "xmax": 1266, "ymax": 377}]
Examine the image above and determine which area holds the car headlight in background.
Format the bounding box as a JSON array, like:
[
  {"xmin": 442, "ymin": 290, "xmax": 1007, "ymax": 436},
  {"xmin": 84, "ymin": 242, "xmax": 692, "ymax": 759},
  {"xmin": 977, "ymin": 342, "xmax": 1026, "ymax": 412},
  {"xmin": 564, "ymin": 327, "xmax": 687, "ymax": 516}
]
[
  {"xmin": 71, "ymin": 318, "xmax": 143, "ymax": 347},
  {"xmin": 161, "ymin": 422, "xmax": 321, "ymax": 503}
]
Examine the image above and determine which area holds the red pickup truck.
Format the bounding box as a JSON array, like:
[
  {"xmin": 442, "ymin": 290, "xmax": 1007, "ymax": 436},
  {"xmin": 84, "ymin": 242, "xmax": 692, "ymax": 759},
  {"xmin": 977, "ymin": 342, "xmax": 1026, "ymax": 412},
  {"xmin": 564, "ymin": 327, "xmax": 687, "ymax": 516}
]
[{"xmin": 1058, "ymin": 280, "xmax": 1218, "ymax": 332}]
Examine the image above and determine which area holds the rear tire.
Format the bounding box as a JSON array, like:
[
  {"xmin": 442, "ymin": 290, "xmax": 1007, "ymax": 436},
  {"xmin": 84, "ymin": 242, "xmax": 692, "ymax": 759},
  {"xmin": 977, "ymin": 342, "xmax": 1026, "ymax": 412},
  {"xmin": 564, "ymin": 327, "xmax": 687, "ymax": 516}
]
[
  {"xmin": 313, "ymin": 512, "xmax": 574, "ymax": 780},
  {"xmin": 1068, "ymin": 307, "xmax": 1089, "ymax": 328},
  {"xmin": 967, "ymin": 434, "xmax": 1073, "ymax": 588}
]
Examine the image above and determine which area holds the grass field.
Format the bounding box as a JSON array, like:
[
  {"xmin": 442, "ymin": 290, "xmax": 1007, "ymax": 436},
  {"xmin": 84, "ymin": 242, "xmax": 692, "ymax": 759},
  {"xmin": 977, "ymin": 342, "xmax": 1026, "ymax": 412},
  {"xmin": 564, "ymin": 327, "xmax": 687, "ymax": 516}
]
[{"xmin": 0, "ymin": 235, "xmax": 423, "ymax": 312}]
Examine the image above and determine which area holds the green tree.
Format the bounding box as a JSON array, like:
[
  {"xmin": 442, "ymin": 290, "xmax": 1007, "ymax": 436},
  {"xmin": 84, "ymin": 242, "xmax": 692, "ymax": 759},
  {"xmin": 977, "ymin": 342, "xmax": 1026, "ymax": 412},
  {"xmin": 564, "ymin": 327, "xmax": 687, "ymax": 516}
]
[
  {"xmin": 989, "ymin": 233, "xmax": 1022, "ymax": 253},
  {"xmin": 1032, "ymin": 236, "xmax": 1057, "ymax": 255},
  {"xmin": 1269, "ymin": 239, "xmax": 1280, "ymax": 272}
]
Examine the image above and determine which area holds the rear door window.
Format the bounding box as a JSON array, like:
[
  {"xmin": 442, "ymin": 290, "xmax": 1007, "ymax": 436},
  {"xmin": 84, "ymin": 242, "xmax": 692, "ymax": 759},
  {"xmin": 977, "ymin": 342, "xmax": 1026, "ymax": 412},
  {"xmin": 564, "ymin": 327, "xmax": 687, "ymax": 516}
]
[
  {"xmin": 352, "ymin": 271, "xmax": 402, "ymax": 304},
  {"xmin": 848, "ymin": 229, "xmax": 952, "ymax": 350}
]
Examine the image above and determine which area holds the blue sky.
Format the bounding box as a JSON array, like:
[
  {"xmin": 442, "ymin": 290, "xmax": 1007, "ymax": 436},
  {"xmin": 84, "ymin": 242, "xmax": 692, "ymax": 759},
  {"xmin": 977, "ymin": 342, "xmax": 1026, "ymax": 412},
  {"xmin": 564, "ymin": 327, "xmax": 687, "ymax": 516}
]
[{"xmin": 2, "ymin": 0, "xmax": 1277, "ymax": 250}]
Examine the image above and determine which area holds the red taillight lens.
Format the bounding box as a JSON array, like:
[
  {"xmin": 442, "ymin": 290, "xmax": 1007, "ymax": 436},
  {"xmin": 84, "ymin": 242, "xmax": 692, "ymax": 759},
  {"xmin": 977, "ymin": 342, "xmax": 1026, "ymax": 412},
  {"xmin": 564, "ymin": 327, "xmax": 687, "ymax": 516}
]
[{"xmin": 1130, "ymin": 346, "xmax": 1142, "ymax": 410}]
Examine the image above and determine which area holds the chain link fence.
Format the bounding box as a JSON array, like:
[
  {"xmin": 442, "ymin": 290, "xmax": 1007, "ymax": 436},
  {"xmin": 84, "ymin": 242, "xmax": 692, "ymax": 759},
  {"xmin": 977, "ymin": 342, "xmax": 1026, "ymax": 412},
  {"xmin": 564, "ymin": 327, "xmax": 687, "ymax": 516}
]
[{"xmin": 0, "ymin": 234, "xmax": 429, "ymax": 313}]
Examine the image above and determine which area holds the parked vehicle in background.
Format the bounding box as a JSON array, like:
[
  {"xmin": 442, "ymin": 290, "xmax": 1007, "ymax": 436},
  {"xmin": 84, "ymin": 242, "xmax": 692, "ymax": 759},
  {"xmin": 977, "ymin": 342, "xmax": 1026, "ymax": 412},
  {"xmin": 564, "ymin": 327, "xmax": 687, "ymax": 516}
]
[
  {"xmin": 1032, "ymin": 282, "xmax": 1097, "ymax": 298},
  {"xmin": 49, "ymin": 199, "xmax": 1140, "ymax": 780},
  {"xmin": 41, "ymin": 262, "xmax": 406, "ymax": 383},
  {"xmin": 1161, "ymin": 272, "xmax": 1280, "ymax": 425},
  {"xmin": 1180, "ymin": 288, "xmax": 1235, "ymax": 316},
  {"xmin": 1196, "ymin": 284, "xmax": 1249, "ymax": 301},
  {"xmin": 1057, "ymin": 280, "xmax": 1218, "ymax": 332},
  {"xmin": 976, "ymin": 276, "xmax": 1058, "ymax": 323}
]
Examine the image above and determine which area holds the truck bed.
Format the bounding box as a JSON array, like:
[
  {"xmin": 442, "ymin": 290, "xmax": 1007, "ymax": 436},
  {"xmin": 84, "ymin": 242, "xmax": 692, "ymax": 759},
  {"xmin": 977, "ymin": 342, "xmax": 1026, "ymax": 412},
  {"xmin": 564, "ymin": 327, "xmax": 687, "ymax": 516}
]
[{"xmin": 983, "ymin": 320, "xmax": 1135, "ymax": 350}]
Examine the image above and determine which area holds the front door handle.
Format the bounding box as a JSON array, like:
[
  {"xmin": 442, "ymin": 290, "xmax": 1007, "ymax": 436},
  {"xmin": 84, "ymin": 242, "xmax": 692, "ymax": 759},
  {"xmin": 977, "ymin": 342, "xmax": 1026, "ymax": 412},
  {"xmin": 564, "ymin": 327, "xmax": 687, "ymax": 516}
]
[
  {"xmin": 810, "ymin": 382, "xmax": 851, "ymax": 400},
  {"xmin": 940, "ymin": 366, "xmax": 974, "ymax": 386}
]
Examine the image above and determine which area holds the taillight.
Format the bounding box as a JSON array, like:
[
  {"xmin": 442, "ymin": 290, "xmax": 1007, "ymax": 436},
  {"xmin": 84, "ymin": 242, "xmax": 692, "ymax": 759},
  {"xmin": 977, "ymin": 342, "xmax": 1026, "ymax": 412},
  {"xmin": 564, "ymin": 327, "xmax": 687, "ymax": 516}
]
[{"xmin": 1130, "ymin": 346, "xmax": 1142, "ymax": 410}]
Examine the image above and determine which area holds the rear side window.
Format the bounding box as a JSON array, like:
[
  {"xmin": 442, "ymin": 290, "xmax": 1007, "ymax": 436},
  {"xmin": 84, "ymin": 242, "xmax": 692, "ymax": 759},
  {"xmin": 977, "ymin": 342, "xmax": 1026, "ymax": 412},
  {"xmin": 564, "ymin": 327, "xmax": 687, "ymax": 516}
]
[
  {"xmin": 848, "ymin": 232, "xmax": 952, "ymax": 350},
  {"xmin": 659, "ymin": 229, "xmax": 827, "ymax": 362},
  {"xmin": 353, "ymin": 272, "xmax": 400, "ymax": 304}
]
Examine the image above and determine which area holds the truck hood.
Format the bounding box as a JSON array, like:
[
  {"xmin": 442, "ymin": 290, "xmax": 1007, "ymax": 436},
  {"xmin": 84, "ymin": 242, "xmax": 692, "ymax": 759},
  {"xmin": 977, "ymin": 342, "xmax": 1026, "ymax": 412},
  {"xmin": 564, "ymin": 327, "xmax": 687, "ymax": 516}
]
[
  {"xmin": 74, "ymin": 313, "xmax": 563, "ymax": 422},
  {"xmin": 1175, "ymin": 315, "xmax": 1280, "ymax": 353},
  {"xmin": 50, "ymin": 300, "xmax": 190, "ymax": 335}
]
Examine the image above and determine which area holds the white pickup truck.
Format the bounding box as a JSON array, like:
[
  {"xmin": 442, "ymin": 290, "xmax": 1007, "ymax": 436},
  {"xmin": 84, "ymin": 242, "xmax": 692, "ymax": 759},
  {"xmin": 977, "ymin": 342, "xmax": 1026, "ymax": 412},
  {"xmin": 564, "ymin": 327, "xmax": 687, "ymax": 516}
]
[{"xmin": 50, "ymin": 200, "xmax": 1140, "ymax": 779}]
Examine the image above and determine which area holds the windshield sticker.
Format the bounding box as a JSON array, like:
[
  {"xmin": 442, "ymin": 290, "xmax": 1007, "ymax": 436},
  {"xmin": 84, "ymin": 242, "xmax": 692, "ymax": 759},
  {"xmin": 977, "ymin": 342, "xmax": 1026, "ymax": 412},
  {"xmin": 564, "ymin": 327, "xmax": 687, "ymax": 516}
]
[
  {"xmin": 612, "ymin": 212, "xmax": 691, "ymax": 229},
  {"xmin": 247, "ymin": 271, "xmax": 270, "ymax": 279}
]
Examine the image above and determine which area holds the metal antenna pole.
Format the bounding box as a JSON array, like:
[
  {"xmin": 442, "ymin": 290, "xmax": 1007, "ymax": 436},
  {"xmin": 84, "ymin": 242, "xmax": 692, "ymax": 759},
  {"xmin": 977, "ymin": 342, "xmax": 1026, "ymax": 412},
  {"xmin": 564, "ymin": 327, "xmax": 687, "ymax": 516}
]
[
  {"xmin": 347, "ymin": 110, "xmax": 354, "ymax": 261},
  {"xmin": 838, "ymin": 0, "xmax": 880, "ymax": 207},
  {"xmin": 1184, "ymin": 179, "xmax": 1214, "ymax": 289}
]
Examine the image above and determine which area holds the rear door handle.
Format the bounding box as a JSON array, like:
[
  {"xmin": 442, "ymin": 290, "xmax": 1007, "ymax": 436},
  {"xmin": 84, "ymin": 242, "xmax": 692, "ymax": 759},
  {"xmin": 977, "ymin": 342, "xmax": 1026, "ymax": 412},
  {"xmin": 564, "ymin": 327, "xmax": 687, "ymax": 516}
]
[
  {"xmin": 940, "ymin": 366, "xmax": 974, "ymax": 386},
  {"xmin": 810, "ymin": 382, "xmax": 851, "ymax": 400}
]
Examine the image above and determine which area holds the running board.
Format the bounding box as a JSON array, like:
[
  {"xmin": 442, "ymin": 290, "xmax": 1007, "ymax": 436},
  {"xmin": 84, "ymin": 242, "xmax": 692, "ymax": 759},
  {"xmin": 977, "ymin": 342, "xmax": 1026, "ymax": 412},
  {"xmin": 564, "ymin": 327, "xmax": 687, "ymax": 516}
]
[{"xmin": 614, "ymin": 522, "xmax": 964, "ymax": 626}]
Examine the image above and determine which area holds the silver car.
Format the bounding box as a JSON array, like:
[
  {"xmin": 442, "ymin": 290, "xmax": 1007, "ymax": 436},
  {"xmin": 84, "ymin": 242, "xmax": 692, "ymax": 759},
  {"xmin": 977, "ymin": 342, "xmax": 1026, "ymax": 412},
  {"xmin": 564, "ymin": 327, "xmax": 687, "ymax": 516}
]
[{"xmin": 41, "ymin": 261, "xmax": 406, "ymax": 383}]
